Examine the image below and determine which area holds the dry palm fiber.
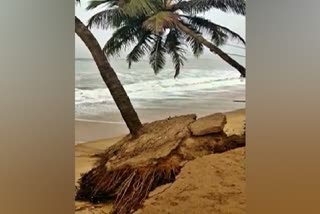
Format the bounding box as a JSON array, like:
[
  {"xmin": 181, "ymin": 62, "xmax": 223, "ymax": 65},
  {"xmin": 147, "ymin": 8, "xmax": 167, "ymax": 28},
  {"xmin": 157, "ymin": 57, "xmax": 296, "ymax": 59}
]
[{"xmin": 76, "ymin": 115, "xmax": 196, "ymax": 213}]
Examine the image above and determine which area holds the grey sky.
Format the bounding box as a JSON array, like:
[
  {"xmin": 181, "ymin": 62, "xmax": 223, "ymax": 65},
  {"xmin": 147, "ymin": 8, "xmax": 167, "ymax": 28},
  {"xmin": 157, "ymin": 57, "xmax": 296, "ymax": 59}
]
[{"xmin": 75, "ymin": 1, "xmax": 246, "ymax": 58}]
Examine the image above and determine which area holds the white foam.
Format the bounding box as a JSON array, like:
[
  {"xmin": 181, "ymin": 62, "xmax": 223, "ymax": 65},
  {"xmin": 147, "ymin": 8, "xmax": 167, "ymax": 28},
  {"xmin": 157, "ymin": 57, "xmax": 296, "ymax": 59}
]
[
  {"xmin": 75, "ymin": 70, "xmax": 245, "ymax": 105},
  {"xmin": 75, "ymin": 67, "xmax": 246, "ymax": 121}
]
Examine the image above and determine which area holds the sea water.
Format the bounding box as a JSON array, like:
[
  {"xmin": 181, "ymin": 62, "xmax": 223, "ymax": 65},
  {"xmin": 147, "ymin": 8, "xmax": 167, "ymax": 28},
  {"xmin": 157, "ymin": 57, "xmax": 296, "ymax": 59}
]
[{"xmin": 75, "ymin": 57, "xmax": 245, "ymax": 121}]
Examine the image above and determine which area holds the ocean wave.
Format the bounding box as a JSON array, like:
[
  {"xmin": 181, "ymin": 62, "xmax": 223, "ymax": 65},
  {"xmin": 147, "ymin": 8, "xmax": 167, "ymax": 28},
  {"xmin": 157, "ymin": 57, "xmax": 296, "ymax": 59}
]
[{"xmin": 75, "ymin": 72, "xmax": 245, "ymax": 105}]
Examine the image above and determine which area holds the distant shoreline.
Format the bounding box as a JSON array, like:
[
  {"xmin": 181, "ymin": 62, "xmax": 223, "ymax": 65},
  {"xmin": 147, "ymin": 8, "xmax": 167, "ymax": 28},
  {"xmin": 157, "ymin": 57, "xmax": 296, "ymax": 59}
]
[{"xmin": 76, "ymin": 118, "xmax": 125, "ymax": 125}]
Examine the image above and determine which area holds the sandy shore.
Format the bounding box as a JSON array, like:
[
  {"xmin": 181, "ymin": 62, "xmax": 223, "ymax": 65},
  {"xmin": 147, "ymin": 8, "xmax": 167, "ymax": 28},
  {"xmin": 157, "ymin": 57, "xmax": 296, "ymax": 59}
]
[
  {"xmin": 75, "ymin": 109, "xmax": 245, "ymax": 213},
  {"xmin": 75, "ymin": 119, "xmax": 128, "ymax": 143},
  {"xmin": 135, "ymin": 147, "xmax": 245, "ymax": 214}
]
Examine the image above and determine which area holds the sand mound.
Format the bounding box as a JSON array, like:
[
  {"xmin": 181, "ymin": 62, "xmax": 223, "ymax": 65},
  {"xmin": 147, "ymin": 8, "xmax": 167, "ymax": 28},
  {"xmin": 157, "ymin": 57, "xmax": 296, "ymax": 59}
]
[
  {"xmin": 75, "ymin": 110, "xmax": 245, "ymax": 214},
  {"xmin": 135, "ymin": 148, "xmax": 246, "ymax": 214}
]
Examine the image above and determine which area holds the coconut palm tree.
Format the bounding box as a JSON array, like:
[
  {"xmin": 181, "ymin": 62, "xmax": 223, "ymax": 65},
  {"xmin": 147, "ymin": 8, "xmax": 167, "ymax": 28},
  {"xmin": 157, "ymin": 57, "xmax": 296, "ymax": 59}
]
[
  {"xmin": 86, "ymin": 0, "xmax": 246, "ymax": 77},
  {"xmin": 75, "ymin": 1, "xmax": 142, "ymax": 136}
]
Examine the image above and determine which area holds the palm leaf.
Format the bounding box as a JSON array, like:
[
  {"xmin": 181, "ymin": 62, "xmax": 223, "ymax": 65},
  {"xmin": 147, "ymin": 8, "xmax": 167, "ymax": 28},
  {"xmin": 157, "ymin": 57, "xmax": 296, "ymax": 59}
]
[
  {"xmin": 165, "ymin": 29, "xmax": 186, "ymax": 78},
  {"xmin": 127, "ymin": 31, "xmax": 154, "ymax": 68},
  {"xmin": 179, "ymin": 22, "xmax": 204, "ymax": 57},
  {"xmin": 104, "ymin": 25, "xmax": 140, "ymax": 57},
  {"xmin": 87, "ymin": 8, "xmax": 127, "ymax": 29},
  {"xmin": 143, "ymin": 11, "xmax": 178, "ymax": 33},
  {"xmin": 86, "ymin": 0, "xmax": 118, "ymax": 10},
  {"xmin": 149, "ymin": 35, "xmax": 166, "ymax": 74},
  {"xmin": 174, "ymin": 0, "xmax": 246, "ymax": 15},
  {"xmin": 120, "ymin": 0, "xmax": 157, "ymax": 16},
  {"xmin": 86, "ymin": 0, "xmax": 157, "ymax": 16},
  {"xmin": 103, "ymin": 16, "xmax": 146, "ymax": 56},
  {"xmin": 184, "ymin": 16, "xmax": 245, "ymax": 45},
  {"xmin": 185, "ymin": 35, "xmax": 204, "ymax": 57}
]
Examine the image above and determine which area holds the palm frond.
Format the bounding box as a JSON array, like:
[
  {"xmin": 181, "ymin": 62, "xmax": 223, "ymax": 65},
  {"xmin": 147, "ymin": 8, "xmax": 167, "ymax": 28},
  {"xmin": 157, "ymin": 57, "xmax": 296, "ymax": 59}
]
[
  {"xmin": 103, "ymin": 16, "xmax": 146, "ymax": 56},
  {"xmin": 86, "ymin": 0, "xmax": 118, "ymax": 10},
  {"xmin": 87, "ymin": 8, "xmax": 127, "ymax": 29},
  {"xmin": 127, "ymin": 31, "xmax": 154, "ymax": 68},
  {"xmin": 165, "ymin": 0, "xmax": 174, "ymax": 8},
  {"xmin": 174, "ymin": 0, "xmax": 246, "ymax": 15},
  {"xmin": 215, "ymin": 23, "xmax": 245, "ymax": 45},
  {"xmin": 149, "ymin": 35, "xmax": 166, "ymax": 74},
  {"xmin": 143, "ymin": 11, "xmax": 179, "ymax": 33},
  {"xmin": 179, "ymin": 22, "xmax": 204, "ymax": 57},
  {"xmin": 184, "ymin": 16, "xmax": 245, "ymax": 45},
  {"xmin": 186, "ymin": 35, "xmax": 204, "ymax": 57},
  {"xmin": 120, "ymin": 0, "xmax": 158, "ymax": 16},
  {"xmin": 86, "ymin": 0, "xmax": 157, "ymax": 16},
  {"xmin": 165, "ymin": 29, "xmax": 187, "ymax": 78},
  {"xmin": 104, "ymin": 25, "xmax": 140, "ymax": 57}
]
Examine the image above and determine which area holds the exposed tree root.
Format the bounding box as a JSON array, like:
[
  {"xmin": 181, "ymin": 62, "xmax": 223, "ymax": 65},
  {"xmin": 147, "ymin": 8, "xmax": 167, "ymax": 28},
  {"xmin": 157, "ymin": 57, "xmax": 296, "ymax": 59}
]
[
  {"xmin": 76, "ymin": 155, "xmax": 182, "ymax": 213},
  {"xmin": 75, "ymin": 114, "xmax": 245, "ymax": 214}
]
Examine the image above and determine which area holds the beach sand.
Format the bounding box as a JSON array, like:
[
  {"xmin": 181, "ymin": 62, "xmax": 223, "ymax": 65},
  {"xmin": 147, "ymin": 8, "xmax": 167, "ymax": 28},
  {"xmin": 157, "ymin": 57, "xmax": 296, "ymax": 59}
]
[
  {"xmin": 75, "ymin": 120, "xmax": 128, "ymax": 143},
  {"xmin": 75, "ymin": 109, "xmax": 245, "ymax": 213},
  {"xmin": 135, "ymin": 147, "xmax": 245, "ymax": 214}
]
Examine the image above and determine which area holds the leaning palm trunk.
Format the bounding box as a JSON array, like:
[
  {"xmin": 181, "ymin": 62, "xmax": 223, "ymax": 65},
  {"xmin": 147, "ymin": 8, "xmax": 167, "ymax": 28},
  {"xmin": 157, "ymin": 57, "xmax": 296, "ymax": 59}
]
[
  {"xmin": 176, "ymin": 22, "xmax": 246, "ymax": 77},
  {"xmin": 75, "ymin": 16, "xmax": 142, "ymax": 135}
]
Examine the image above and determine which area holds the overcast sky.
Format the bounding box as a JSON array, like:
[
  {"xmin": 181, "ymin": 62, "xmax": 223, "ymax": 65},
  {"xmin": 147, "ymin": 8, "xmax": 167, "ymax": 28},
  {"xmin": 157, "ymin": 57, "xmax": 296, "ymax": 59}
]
[{"xmin": 75, "ymin": 1, "xmax": 246, "ymax": 58}]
